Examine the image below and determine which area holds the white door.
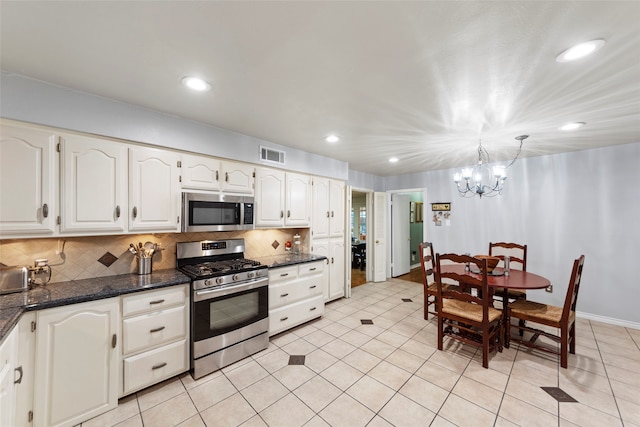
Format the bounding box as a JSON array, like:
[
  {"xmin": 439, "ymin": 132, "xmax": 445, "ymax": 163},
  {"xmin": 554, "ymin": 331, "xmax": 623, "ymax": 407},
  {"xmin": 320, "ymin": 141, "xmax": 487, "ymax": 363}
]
[
  {"xmin": 0, "ymin": 121, "xmax": 57, "ymax": 237},
  {"xmin": 372, "ymin": 192, "xmax": 387, "ymax": 282},
  {"xmin": 255, "ymin": 168, "xmax": 285, "ymax": 227},
  {"xmin": 285, "ymin": 172, "xmax": 311, "ymax": 226},
  {"xmin": 60, "ymin": 135, "xmax": 127, "ymax": 233},
  {"xmin": 34, "ymin": 299, "xmax": 119, "ymax": 427},
  {"xmin": 391, "ymin": 194, "xmax": 411, "ymax": 277}
]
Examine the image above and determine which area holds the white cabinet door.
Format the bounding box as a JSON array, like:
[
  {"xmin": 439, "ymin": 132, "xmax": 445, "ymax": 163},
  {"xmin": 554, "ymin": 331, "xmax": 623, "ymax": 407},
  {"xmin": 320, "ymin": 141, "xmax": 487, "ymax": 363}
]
[
  {"xmin": 311, "ymin": 241, "xmax": 331, "ymax": 301},
  {"xmin": 181, "ymin": 153, "xmax": 220, "ymax": 191},
  {"xmin": 311, "ymin": 177, "xmax": 330, "ymax": 239},
  {"xmin": 129, "ymin": 147, "xmax": 180, "ymax": 232},
  {"xmin": 34, "ymin": 298, "xmax": 119, "ymax": 427},
  {"xmin": 15, "ymin": 312, "xmax": 35, "ymax": 427},
  {"xmin": 0, "ymin": 120, "xmax": 57, "ymax": 237},
  {"xmin": 60, "ymin": 135, "xmax": 127, "ymax": 233},
  {"xmin": 0, "ymin": 324, "xmax": 18, "ymax": 427},
  {"xmin": 285, "ymin": 172, "xmax": 311, "ymax": 227},
  {"xmin": 255, "ymin": 168, "xmax": 285, "ymax": 227},
  {"xmin": 329, "ymin": 238, "xmax": 346, "ymax": 300},
  {"xmin": 329, "ymin": 180, "xmax": 345, "ymax": 237},
  {"xmin": 220, "ymin": 160, "xmax": 254, "ymax": 194}
]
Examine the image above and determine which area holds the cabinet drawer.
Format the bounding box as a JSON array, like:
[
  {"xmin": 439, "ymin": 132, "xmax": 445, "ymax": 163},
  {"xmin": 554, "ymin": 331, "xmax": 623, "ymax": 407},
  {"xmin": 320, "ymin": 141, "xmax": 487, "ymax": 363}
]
[
  {"xmin": 123, "ymin": 339, "xmax": 188, "ymax": 395},
  {"xmin": 122, "ymin": 285, "xmax": 187, "ymax": 317},
  {"xmin": 122, "ymin": 305, "xmax": 186, "ymax": 355},
  {"xmin": 269, "ymin": 294, "xmax": 324, "ymax": 336},
  {"xmin": 268, "ymin": 266, "xmax": 298, "ymax": 284},
  {"xmin": 298, "ymin": 261, "xmax": 324, "ymax": 277},
  {"xmin": 269, "ymin": 279, "xmax": 323, "ymax": 310}
]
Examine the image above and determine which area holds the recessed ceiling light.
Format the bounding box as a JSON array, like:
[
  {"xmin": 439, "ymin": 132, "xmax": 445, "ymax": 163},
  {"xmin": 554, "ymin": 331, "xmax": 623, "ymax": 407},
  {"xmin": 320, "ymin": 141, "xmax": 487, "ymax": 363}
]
[
  {"xmin": 556, "ymin": 39, "xmax": 605, "ymax": 63},
  {"xmin": 181, "ymin": 76, "xmax": 211, "ymax": 92},
  {"xmin": 559, "ymin": 122, "xmax": 586, "ymax": 131},
  {"xmin": 389, "ymin": 157, "xmax": 399, "ymax": 163},
  {"xmin": 325, "ymin": 135, "xmax": 340, "ymax": 143}
]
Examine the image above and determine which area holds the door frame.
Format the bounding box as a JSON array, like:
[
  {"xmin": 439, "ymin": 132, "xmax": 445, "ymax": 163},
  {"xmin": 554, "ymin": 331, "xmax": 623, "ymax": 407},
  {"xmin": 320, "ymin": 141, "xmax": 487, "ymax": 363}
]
[{"xmin": 347, "ymin": 186, "xmax": 374, "ymax": 297}]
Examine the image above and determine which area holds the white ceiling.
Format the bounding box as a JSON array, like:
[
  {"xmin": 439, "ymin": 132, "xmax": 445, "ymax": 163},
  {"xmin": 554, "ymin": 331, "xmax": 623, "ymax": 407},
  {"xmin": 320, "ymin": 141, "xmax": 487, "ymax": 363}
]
[{"xmin": 1, "ymin": 1, "xmax": 639, "ymax": 176}]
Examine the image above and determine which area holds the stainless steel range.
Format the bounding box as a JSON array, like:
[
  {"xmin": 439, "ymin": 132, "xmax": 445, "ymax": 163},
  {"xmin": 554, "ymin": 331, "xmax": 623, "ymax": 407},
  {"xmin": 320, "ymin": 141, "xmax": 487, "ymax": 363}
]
[{"xmin": 177, "ymin": 239, "xmax": 269, "ymax": 379}]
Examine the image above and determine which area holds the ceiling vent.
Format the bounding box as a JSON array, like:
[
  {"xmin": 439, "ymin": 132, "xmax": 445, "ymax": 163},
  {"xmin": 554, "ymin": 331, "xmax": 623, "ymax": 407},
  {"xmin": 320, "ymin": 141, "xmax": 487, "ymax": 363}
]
[{"xmin": 260, "ymin": 146, "xmax": 286, "ymax": 165}]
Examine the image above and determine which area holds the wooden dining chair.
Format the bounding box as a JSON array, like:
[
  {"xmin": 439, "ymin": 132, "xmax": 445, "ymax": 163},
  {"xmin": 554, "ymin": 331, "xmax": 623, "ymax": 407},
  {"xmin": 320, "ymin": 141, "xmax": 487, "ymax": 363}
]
[
  {"xmin": 434, "ymin": 253, "xmax": 503, "ymax": 368},
  {"xmin": 419, "ymin": 242, "xmax": 459, "ymax": 320},
  {"xmin": 489, "ymin": 242, "xmax": 528, "ymax": 301},
  {"xmin": 506, "ymin": 255, "xmax": 585, "ymax": 368}
]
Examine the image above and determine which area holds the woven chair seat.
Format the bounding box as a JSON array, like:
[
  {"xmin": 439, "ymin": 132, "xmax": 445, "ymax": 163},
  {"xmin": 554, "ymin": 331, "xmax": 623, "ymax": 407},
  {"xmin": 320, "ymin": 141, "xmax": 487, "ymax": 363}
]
[
  {"xmin": 508, "ymin": 300, "xmax": 575, "ymax": 325},
  {"xmin": 442, "ymin": 299, "xmax": 502, "ymax": 323},
  {"xmin": 427, "ymin": 282, "xmax": 459, "ymax": 294}
]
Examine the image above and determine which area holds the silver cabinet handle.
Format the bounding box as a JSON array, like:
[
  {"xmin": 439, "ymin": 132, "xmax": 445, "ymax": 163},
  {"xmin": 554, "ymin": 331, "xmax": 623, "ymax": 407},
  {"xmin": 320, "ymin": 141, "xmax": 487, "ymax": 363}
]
[
  {"xmin": 280, "ymin": 273, "xmax": 289, "ymax": 277},
  {"xmin": 14, "ymin": 366, "xmax": 23, "ymax": 384},
  {"xmin": 331, "ymin": 211, "xmax": 334, "ymax": 217},
  {"xmin": 115, "ymin": 205, "xmax": 121, "ymax": 218},
  {"xmin": 309, "ymin": 267, "xmax": 317, "ymax": 271},
  {"xmin": 326, "ymin": 211, "xmax": 330, "ymax": 218},
  {"xmin": 310, "ymin": 285, "xmax": 316, "ymax": 289},
  {"xmin": 149, "ymin": 299, "xmax": 165, "ymax": 305},
  {"xmin": 150, "ymin": 326, "xmax": 165, "ymax": 333},
  {"xmin": 132, "ymin": 206, "xmax": 138, "ymax": 218},
  {"xmin": 216, "ymin": 170, "xmax": 219, "ymax": 181},
  {"xmin": 42, "ymin": 203, "xmax": 49, "ymax": 218},
  {"xmin": 310, "ymin": 307, "xmax": 317, "ymax": 311},
  {"xmin": 152, "ymin": 362, "xmax": 167, "ymax": 370},
  {"xmin": 280, "ymin": 293, "xmax": 289, "ymax": 297},
  {"xmin": 280, "ymin": 210, "xmax": 284, "ymax": 218},
  {"xmin": 112, "ymin": 334, "xmax": 117, "ymax": 349},
  {"xmin": 225, "ymin": 172, "xmax": 229, "ymax": 182},
  {"xmin": 280, "ymin": 317, "xmax": 288, "ymax": 322},
  {"xmin": 331, "ymin": 257, "xmax": 334, "ymax": 264},
  {"xmin": 287, "ymin": 210, "xmax": 290, "ymax": 218}
]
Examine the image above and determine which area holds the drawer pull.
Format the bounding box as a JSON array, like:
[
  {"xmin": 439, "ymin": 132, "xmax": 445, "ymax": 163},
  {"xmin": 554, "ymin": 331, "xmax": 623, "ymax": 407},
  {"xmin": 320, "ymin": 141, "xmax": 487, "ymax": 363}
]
[
  {"xmin": 310, "ymin": 307, "xmax": 317, "ymax": 311},
  {"xmin": 150, "ymin": 326, "xmax": 166, "ymax": 333},
  {"xmin": 309, "ymin": 267, "xmax": 317, "ymax": 271},
  {"xmin": 152, "ymin": 362, "xmax": 167, "ymax": 370},
  {"xmin": 280, "ymin": 293, "xmax": 289, "ymax": 297},
  {"xmin": 112, "ymin": 334, "xmax": 117, "ymax": 349},
  {"xmin": 14, "ymin": 366, "xmax": 23, "ymax": 384},
  {"xmin": 310, "ymin": 285, "xmax": 317, "ymax": 289},
  {"xmin": 280, "ymin": 317, "xmax": 288, "ymax": 322},
  {"xmin": 280, "ymin": 273, "xmax": 289, "ymax": 277},
  {"xmin": 149, "ymin": 299, "xmax": 165, "ymax": 305}
]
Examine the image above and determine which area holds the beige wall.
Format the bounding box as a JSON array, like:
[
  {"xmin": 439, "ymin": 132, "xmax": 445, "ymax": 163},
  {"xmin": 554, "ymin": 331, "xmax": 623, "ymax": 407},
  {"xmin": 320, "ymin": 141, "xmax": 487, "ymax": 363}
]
[{"xmin": 0, "ymin": 229, "xmax": 310, "ymax": 283}]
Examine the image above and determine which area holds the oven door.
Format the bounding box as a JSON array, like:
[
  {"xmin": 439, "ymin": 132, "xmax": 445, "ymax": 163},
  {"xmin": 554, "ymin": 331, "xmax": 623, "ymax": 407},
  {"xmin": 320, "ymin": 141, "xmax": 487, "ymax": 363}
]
[
  {"xmin": 192, "ymin": 277, "xmax": 268, "ymax": 359},
  {"xmin": 182, "ymin": 192, "xmax": 254, "ymax": 232}
]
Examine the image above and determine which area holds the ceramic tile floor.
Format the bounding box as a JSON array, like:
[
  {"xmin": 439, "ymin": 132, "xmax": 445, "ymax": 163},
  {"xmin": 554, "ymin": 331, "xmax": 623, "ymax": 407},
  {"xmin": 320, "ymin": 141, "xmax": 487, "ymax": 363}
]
[{"xmin": 82, "ymin": 278, "xmax": 640, "ymax": 427}]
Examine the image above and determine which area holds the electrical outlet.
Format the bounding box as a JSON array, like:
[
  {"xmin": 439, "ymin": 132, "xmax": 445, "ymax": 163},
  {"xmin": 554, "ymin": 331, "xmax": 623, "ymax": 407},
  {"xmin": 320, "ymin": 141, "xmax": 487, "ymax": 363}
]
[{"xmin": 546, "ymin": 284, "xmax": 553, "ymax": 293}]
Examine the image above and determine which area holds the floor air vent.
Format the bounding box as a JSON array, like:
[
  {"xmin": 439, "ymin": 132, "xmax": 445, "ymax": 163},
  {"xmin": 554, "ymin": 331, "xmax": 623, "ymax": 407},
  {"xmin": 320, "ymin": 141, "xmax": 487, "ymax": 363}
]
[{"xmin": 260, "ymin": 146, "xmax": 286, "ymax": 165}]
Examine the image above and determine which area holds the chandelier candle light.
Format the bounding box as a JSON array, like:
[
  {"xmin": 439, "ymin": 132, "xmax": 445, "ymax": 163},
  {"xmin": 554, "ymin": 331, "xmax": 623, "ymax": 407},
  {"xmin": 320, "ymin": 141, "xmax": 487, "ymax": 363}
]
[{"xmin": 453, "ymin": 135, "xmax": 528, "ymax": 198}]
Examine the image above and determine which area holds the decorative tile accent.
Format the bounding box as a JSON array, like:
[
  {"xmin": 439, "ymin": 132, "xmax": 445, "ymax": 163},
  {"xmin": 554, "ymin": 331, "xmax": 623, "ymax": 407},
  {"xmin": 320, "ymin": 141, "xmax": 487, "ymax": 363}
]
[
  {"xmin": 361, "ymin": 319, "xmax": 374, "ymax": 325},
  {"xmin": 288, "ymin": 355, "xmax": 306, "ymax": 365},
  {"xmin": 541, "ymin": 387, "xmax": 578, "ymax": 402},
  {"xmin": 402, "ymin": 298, "xmax": 413, "ymax": 302},
  {"xmin": 272, "ymin": 240, "xmax": 280, "ymax": 249},
  {"xmin": 98, "ymin": 252, "xmax": 118, "ymax": 267}
]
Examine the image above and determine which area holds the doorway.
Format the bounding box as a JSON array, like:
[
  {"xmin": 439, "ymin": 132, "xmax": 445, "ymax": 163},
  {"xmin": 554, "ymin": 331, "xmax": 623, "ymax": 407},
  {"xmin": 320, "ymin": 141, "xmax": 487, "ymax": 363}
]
[
  {"xmin": 390, "ymin": 189, "xmax": 425, "ymax": 283},
  {"xmin": 351, "ymin": 190, "xmax": 368, "ymax": 287}
]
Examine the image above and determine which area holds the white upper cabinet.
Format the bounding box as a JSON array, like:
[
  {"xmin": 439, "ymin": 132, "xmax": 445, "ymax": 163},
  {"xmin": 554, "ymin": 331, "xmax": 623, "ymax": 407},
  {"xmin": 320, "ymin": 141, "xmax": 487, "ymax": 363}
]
[
  {"xmin": 180, "ymin": 153, "xmax": 220, "ymax": 191},
  {"xmin": 220, "ymin": 160, "xmax": 254, "ymax": 194},
  {"xmin": 255, "ymin": 168, "xmax": 311, "ymax": 227},
  {"xmin": 311, "ymin": 177, "xmax": 345, "ymax": 239},
  {"xmin": 129, "ymin": 147, "xmax": 180, "ymax": 232},
  {"xmin": 255, "ymin": 168, "xmax": 286, "ymax": 227},
  {"xmin": 60, "ymin": 134, "xmax": 128, "ymax": 234},
  {"xmin": 0, "ymin": 120, "xmax": 58, "ymax": 237},
  {"xmin": 285, "ymin": 172, "xmax": 311, "ymax": 227},
  {"xmin": 181, "ymin": 155, "xmax": 254, "ymax": 194}
]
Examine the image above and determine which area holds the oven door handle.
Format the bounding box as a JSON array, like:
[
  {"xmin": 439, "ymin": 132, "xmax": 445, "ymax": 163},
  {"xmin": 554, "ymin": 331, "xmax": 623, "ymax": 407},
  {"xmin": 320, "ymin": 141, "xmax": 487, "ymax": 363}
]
[{"xmin": 194, "ymin": 278, "xmax": 268, "ymax": 302}]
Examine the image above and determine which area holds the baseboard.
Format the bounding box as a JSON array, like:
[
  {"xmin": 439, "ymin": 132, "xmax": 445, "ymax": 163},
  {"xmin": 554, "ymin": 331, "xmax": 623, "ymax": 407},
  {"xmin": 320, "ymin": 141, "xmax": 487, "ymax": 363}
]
[{"xmin": 576, "ymin": 311, "xmax": 640, "ymax": 330}]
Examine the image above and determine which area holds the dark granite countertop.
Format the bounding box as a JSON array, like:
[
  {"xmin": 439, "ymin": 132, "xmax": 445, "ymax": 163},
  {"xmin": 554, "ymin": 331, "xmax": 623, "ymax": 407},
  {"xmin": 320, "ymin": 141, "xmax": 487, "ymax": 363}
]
[
  {"xmin": 257, "ymin": 253, "xmax": 327, "ymax": 268},
  {"xmin": 0, "ymin": 269, "xmax": 190, "ymax": 343}
]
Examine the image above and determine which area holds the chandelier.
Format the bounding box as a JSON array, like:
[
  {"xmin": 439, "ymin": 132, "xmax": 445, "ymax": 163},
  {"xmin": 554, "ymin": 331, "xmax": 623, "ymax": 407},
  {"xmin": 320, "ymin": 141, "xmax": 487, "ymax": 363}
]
[{"xmin": 453, "ymin": 135, "xmax": 528, "ymax": 198}]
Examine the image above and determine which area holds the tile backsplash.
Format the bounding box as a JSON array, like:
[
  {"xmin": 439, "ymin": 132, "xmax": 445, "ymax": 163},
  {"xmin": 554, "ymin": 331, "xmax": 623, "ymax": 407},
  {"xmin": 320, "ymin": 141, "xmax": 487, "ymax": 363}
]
[{"xmin": 0, "ymin": 229, "xmax": 309, "ymax": 283}]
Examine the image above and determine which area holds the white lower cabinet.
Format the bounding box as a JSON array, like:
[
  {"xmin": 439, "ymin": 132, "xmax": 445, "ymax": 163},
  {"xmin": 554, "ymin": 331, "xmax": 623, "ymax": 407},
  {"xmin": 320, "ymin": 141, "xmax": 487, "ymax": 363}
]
[
  {"xmin": 0, "ymin": 321, "xmax": 18, "ymax": 427},
  {"xmin": 268, "ymin": 261, "xmax": 325, "ymax": 336},
  {"xmin": 120, "ymin": 285, "xmax": 189, "ymax": 397},
  {"xmin": 311, "ymin": 239, "xmax": 346, "ymax": 302},
  {"xmin": 34, "ymin": 298, "xmax": 120, "ymax": 427}
]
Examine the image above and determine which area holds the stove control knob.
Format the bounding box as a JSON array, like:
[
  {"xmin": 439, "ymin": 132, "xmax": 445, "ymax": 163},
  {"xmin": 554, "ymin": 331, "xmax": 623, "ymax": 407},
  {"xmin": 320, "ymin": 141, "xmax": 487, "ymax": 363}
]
[
  {"xmin": 216, "ymin": 277, "xmax": 224, "ymax": 285},
  {"xmin": 248, "ymin": 272, "xmax": 255, "ymax": 279},
  {"xmin": 232, "ymin": 274, "xmax": 239, "ymax": 281},
  {"xmin": 204, "ymin": 279, "xmax": 211, "ymax": 287}
]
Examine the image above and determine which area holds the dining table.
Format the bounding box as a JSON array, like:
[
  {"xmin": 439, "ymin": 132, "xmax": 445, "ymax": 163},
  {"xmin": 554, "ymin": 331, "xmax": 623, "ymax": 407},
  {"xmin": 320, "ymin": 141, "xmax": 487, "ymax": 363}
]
[{"xmin": 439, "ymin": 264, "xmax": 551, "ymax": 347}]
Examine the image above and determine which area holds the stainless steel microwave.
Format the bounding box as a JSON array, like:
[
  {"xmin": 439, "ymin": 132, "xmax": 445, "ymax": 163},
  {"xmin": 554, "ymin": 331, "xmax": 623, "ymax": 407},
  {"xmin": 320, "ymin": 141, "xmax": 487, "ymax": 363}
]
[{"xmin": 181, "ymin": 192, "xmax": 255, "ymax": 232}]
